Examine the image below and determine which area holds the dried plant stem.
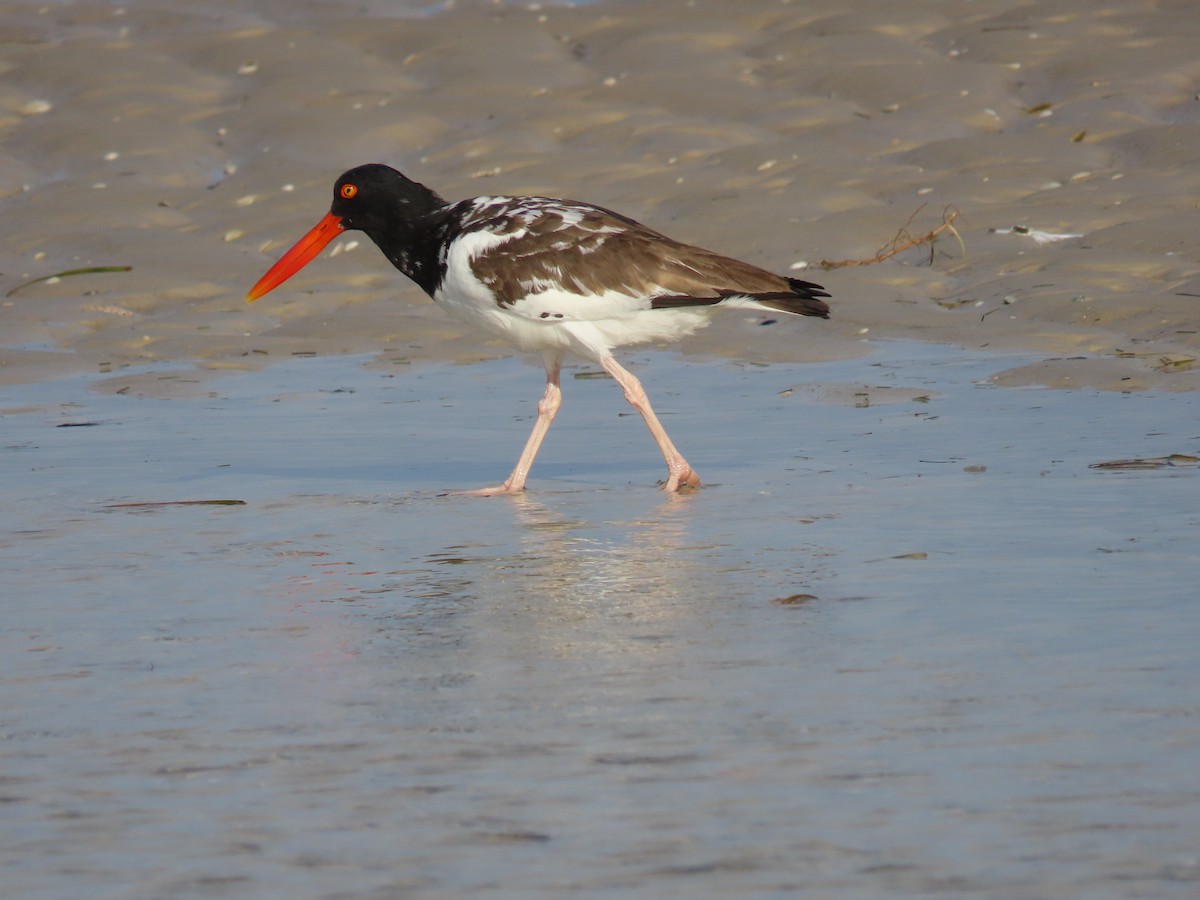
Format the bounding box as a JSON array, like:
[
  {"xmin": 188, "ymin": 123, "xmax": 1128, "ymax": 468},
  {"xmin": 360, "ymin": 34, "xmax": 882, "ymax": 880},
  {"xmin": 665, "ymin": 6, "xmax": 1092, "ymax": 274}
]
[
  {"xmin": 818, "ymin": 206, "xmax": 961, "ymax": 270},
  {"xmin": 6, "ymin": 265, "xmax": 132, "ymax": 297}
]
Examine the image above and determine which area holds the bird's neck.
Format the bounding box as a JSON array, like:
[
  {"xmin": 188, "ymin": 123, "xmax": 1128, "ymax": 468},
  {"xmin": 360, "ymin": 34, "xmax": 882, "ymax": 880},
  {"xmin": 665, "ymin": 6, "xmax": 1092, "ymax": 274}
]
[{"xmin": 361, "ymin": 184, "xmax": 453, "ymax": 297}]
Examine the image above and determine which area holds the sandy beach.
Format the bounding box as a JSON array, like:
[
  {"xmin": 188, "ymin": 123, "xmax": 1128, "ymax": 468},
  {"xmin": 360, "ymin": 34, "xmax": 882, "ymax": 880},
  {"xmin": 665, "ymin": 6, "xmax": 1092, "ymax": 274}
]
[
  {"xmin": 2, "ymin": 0, "xmax": 1197, "ymax": 391},
  {"xmin": 3, "ymin": 2, "xmax": 1199, "ymax": 897}
]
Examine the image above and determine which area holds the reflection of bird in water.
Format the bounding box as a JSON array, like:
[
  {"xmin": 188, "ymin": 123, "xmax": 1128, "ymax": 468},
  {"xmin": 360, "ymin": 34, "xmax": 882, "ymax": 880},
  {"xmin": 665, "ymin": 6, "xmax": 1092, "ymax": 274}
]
[
  {"xmin": 248, "ymin": 164, "xmax": 830, "ymax": 494},
  {"xmin": 451, "ymin": 493, "xmax": 710, "ymax": 665}
]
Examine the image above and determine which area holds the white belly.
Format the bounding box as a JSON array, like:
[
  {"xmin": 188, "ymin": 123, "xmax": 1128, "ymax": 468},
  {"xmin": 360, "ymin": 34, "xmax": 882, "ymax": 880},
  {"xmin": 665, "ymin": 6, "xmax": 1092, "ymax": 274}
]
[{"xmin": 434, "ymin": 238, "xmax": 715, "ymax": 361}]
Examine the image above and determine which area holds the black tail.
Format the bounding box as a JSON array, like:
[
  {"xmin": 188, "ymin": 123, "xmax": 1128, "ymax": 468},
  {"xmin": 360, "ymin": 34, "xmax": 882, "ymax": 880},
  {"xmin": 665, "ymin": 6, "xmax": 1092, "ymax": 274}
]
[
  {"xmin": 651, "ymin": 277, "xmax": 831, "ymax": 319},
  {"xmin": 760, "ymin": 278, "xmax": 831, "ymax": 318}
]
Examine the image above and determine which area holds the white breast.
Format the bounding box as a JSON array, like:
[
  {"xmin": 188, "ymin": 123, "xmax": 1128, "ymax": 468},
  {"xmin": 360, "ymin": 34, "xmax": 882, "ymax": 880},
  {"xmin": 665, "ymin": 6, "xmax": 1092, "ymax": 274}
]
[
  {"xmin": 432, "ymin": 215, "xmax": 721, "ymax": 361},
  {"xmin": 434, "ymin": 233, "xmax": 571, "ymax": 353}
]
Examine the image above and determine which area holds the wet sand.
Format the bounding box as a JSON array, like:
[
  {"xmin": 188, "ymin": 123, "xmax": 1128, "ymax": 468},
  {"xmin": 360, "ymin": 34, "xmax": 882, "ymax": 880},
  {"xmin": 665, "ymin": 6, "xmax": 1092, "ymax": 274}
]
[
  {"xmin": 1, "ymin": 0, "xmax": 1198, "ymax": 391},
  {"xmin": 2, "ymin": 1, "xmax": 1200, "ymax": 896}
]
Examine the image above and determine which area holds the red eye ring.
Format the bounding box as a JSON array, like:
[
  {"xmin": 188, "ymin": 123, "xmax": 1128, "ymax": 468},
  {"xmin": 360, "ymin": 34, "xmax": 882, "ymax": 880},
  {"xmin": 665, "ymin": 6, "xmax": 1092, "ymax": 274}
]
[{"xmin": 340, "ymin": 183, "xmax": 358, "ymax": 199}]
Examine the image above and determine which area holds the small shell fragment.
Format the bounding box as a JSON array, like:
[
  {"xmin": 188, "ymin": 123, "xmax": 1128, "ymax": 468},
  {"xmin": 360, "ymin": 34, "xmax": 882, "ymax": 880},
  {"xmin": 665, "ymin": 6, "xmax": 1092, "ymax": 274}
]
[{"xmin": 989, "ymin": 225, "xmax": 1083, "ymax": 245}]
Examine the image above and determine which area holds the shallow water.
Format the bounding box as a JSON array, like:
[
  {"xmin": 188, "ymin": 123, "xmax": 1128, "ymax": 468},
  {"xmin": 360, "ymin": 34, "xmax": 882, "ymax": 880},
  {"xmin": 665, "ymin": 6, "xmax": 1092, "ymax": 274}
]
[{"xmin": 2, "ymin": 342, "xmax": 1198, "ymax": 897}]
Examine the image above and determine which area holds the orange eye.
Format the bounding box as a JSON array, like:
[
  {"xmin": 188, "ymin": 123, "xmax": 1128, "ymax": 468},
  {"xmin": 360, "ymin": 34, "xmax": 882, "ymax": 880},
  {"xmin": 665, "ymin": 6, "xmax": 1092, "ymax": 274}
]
[{"xmin": 340, "ymin": 183, "xmax": 358, "ymax": 199}]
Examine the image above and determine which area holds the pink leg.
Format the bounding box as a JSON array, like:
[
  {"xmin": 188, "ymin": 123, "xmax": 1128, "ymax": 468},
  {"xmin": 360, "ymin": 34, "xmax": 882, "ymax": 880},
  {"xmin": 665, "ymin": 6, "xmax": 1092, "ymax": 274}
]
[
  {"xmin": 601, "ymin": 356, "xmax": 700, "ymax": 492},
  {"xmin": 460, "ymin": 353, "xmax": 563, "ymax": 496}
]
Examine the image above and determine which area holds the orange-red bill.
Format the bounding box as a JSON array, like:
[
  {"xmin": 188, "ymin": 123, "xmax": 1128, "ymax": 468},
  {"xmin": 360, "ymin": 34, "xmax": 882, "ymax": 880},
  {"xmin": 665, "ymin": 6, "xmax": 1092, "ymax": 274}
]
[{"xmin": 245, "ymin": 211, "xmax": 345, "ymax": 303}]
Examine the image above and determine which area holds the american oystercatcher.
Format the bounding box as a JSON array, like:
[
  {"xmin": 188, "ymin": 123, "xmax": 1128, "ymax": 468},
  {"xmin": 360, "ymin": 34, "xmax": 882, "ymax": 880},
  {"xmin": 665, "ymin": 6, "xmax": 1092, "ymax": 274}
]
[{"xmin": 247, "ymin": 163, "xmax": 830, "ymax": 494}]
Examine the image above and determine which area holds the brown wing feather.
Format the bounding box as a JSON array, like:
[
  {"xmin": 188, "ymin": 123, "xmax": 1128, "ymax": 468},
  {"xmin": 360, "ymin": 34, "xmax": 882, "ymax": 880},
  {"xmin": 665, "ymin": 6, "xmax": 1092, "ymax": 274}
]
[{"xmin": 465, "ymin": 197, "xmax": 830, "ymax": 318}]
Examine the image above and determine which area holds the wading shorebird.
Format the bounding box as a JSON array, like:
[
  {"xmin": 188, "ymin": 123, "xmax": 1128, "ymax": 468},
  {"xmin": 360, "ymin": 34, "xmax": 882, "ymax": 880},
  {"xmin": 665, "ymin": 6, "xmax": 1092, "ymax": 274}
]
[{"xmin": 247, "ymin": 164, "xmax": 830, "ymax": 494}]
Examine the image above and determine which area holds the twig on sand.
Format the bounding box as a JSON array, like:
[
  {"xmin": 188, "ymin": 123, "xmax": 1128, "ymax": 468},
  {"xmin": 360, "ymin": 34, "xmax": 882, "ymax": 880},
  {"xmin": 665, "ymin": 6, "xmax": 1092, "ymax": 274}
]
[
  {"xmin": 817, "ymin": 206, "xmax": 962, "ymax": 270},
  {"xmin": 6, "ymin": 266, "xmax": 132, "ymax": 298},
  {"xmin": 105, "ymin": 499, "xmax": 247, "ymax": 508}
]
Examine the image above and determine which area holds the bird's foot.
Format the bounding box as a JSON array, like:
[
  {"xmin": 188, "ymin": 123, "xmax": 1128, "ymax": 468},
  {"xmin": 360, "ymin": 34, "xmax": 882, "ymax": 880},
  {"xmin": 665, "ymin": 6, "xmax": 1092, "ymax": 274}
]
[{"xmin": 660, "ymin": 466, "xmax": 701, "ymax": 493}]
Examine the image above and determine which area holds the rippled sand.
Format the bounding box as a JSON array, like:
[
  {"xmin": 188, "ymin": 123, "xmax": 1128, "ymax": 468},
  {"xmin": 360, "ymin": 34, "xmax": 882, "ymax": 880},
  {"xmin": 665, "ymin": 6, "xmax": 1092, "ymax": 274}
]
[{"xmin": 2, "ymin": 0, "xmax": 1197, "ymax": 390}]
